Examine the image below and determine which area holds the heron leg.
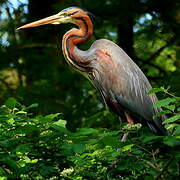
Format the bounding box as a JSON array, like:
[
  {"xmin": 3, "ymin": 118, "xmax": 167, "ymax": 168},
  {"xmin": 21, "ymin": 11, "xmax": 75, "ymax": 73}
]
[
  {"xmin": 120, "ymin": 112, "xmax": 134, "ymax": 142},
  {"xmin": 125, "ymin": 112, "xmax": 134, "ymax": 125},
  {"xmin": 121, "ymin": 132, "xmax": 129, "ymax": 142}
]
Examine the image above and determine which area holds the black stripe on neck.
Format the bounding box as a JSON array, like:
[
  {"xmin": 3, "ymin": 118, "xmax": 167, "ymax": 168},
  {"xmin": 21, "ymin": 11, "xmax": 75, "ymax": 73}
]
[
  {"xmin": 65, "ymin": 17, "xmax": 92, "ymax": 71},
  {"xmin": 75, "ymin": 17, "xmax": 89, "ymax": 34}
]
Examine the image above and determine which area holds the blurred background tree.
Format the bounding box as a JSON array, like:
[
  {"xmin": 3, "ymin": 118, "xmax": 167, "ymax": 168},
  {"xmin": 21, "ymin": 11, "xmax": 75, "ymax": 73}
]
[{"xmin": 0, "ymin": 0, "xmax": 179, "ymax": 130}]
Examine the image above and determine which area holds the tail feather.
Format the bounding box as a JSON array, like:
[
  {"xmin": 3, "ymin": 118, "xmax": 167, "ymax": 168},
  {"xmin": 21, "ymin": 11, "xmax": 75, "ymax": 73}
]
[{"xmin": 147, "ymin": 118, "xmax": 170, "ymax": 136}]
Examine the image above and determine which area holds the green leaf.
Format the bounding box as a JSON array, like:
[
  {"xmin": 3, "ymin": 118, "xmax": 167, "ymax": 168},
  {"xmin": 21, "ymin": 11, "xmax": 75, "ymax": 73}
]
[
  {"xmin": 0, "ymin": 177, "xmax": 7, "ymax": 180},
  {"xmin": 0, "ymin": 167, "xmax": 7, "ymax": 177},
  {"xmin": 117, "ymin": 159, "xmax": 129, "ymax": 170},
  {"xmin": 53, "ymin": 119, "xmax": 66, "ymax": 128},
  {"xmin": 72, "ymin": 144, "xmax": 86, "ymax": 153},
  {"xmin": 163, "ymin": 115, "xmax": 180, "ymax": 124},
  {"xmin": 147, "ymin": 87, "xmax": 165, "ymax": 95},
  {"xmin": 76, "ymin": 128, "xmax": 99, "ymax": 135},
  {"xmin": 61, "ymin": 143, "xmax": 74, "ymax": 155},
  {"xmin": 164, "ymin": 105, "xmax": 176, "ymax": 111},
  {"xmin": 177, "ymin": 107, "xmax": 180, "ymax": 112},
  {"xmin": 15, "ymin": 144, "xmax": 32, "ymax": 153},
  {"xmin": 26, "ymin": 103, "xmax": 38, "ymax": 109},
  {"xmin": 163, "ymin": 136, "xmax": 180, "ymax": 147},
  {"xmin": 15, "ymin": 110, "xmax": 27, "ymax": 115},
  {"xmin": 154, "ymin": 98, "xmax": 176, "ymax": 108},
  {"xmin": 39, "ymin": 165, "xmax": 55, "ymax": 177},
  {"xmin": 121, "ymin": 144, "xmax": 134, "ymax": 152},
  {"xmin": 38, "ymin": 113, "xmax": 61, "ymax": 123},
  {"xmin": 154, "ymin": 110, "xmax": 171, "ymax": 117},
  {"xmin": 3, "ymin": 157, "xmax": 19, "ymax": 171},
  {"xmin": 173, "ymin": 126, "xmax": 180, "ymax": 136},
  {"xmin": 45, "ymin": 113, "xmax": 61, "ymax": 121},
  {"xmin": 51, "ymin": 120, "xmax": 68, "ymax": 133},
  {"xmin": 7, "ymin": 118, "xmax": 15, "ymax": 125},
  {"xmin": 5, "ymin": 98, "xmax": 17, "ymax": 109},
  {"xmin": 142, "ymin": 135, "xmax": 162, "ymax": 143},
  {"xmin": 0, "ymin": 140, "xmax": 11, "ymax": 148}
]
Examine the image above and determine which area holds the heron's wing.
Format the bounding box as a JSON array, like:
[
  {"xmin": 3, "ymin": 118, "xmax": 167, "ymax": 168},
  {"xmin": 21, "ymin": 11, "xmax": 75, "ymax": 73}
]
[{"xmin": 89, "ymin": 39, "xmax": 167, "ymax": 135}]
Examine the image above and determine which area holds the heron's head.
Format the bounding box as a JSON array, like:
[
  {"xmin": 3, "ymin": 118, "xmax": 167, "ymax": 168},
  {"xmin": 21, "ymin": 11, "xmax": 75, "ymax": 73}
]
[{"xmin": 17, "ymin": 7, "xmax": 94, "ymax": 30}]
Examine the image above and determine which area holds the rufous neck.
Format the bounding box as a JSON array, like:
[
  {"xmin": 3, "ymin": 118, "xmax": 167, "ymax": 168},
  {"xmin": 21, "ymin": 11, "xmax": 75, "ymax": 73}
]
[{"xmin": 62, "ymin": 16, "xmax": 93, "ymax": 69}]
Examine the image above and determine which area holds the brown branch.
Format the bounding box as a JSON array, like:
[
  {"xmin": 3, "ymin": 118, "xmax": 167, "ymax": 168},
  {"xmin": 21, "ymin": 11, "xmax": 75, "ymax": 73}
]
[
  {"xmin": 140, "ymin": 158, "xmax": 161, "ymax": 171},
  {"xmin": 128, "ymin": 152, "xmax": 161, "ymax": 172}
]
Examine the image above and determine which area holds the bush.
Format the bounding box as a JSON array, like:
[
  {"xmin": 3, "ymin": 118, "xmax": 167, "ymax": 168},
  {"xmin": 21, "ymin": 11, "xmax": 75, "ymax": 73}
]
[{"xmin": 0, "ymin": 88, "xmax": 179, "ymax": 179}]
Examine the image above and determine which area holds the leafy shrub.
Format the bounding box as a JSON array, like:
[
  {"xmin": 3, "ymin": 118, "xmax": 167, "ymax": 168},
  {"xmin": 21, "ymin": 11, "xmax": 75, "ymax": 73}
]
[{"xmin": 0, "ymin": 88, "xmax": 179, "ymax": 179}]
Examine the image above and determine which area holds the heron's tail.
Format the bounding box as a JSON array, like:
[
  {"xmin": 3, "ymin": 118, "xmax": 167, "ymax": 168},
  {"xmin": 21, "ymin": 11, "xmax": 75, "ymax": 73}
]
[{"xmin": 148, "ymin": 114, "xmax": 170, "ymax": 136}]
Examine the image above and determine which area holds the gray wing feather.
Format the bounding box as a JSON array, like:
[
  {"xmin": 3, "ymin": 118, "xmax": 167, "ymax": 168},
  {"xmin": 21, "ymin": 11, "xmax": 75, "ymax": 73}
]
[{"xmin": 89, "ymin": 39, "xmax": 168, "ymax": 135}]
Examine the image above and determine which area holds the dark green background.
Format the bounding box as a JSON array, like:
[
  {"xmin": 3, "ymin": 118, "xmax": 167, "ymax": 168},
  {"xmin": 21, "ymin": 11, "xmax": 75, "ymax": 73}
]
[{"xmin": 0, "ymin": 0, "xmax": 179, "ymax": 130}]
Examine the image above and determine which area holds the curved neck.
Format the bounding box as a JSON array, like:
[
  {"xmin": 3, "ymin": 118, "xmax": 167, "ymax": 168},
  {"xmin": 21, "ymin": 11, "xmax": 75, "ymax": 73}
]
[{"xmin": 62, "ymin": 16, "xmax": 93, "ymax": 71}]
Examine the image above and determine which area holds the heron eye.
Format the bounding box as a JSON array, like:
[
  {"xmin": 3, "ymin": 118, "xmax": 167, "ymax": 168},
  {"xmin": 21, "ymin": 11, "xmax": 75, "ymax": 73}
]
[{"xmin": 68, "ymin": 11, "xmax": 79, "ymax": 16}]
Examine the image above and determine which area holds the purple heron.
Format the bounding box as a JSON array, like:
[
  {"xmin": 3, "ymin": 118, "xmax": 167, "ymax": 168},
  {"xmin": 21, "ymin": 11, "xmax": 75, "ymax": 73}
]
[{"xmin": 18, "ymin": 7, "xmax": 168, "ymax": 136}]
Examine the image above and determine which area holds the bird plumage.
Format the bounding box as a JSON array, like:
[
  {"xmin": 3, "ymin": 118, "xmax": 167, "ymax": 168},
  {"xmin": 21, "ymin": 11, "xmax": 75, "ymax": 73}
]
[
  {"xmin": 86, "ymin": 39, "xmax": 168, "ymax": 135},
  {"xmin": 17, "ymin": 7, "xmax": 169, "ymax": 136}
]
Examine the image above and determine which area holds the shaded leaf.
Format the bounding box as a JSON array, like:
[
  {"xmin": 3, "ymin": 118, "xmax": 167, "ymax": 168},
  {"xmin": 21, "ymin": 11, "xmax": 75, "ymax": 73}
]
[
  {"xmin": 163, "ymin": 136, "xmax": 180, "ymax": 147},
  {"xmin": 76, "ymin": 128, "xmax": 99, "ymax": 135},
  {"xmin": 5, "ymin": 98, "xmax": 17, "ymax": 109},
  {"xmin": 15, "ymin": 144, "xmax": 32, "ymax": 153},
  {"xmin": 72, "ymin": 144, "xmax": 86, "ymax": 154},
  {"xmin": 26, "ymin": 103, "xmax": 38, "ymax": 109},
  {"xmin": 173, "ymin": 126, "xmax": 180, "ymax": 136},
  {"xmin": 142, "ymin": 135, "xmax": 162, "ymax": 143}
]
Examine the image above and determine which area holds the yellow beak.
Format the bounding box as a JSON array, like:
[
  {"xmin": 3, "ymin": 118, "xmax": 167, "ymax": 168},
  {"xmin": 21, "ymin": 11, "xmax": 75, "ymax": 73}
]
[{"xmin": 17, "ymin": 13, "xmax": 63, "ymax": 30}]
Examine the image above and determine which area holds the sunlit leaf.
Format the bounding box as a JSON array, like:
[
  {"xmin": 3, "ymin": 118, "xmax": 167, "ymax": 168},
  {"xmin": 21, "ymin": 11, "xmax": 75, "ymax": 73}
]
[
  {"xmin": 163, "ymin": 115, "xmax": 180, "ymax": 124},
  {"xmin": 53, "ymin": 119, "xmax": 66, "ymax": 128},
  {"xmin": 164, "ymin": 105, "xmax": 176, "ymax": 111},
  {"xmin": 121, "ymin": 144, "xmax": 134, "ymax": 152},
  {"xmin": 147, "ymin": 87, "xmax": 165, "ymax": 95},
  {"xmin": 154, "ymin": 110, "xmax": 171, "ymax": 117},
  {"xmin": 154, "ymin": 98, "xmax": 176, "ymax": 108},
  {"xmin": 15, "ymin": 111, "xmax": 27, "ymax": 115}
]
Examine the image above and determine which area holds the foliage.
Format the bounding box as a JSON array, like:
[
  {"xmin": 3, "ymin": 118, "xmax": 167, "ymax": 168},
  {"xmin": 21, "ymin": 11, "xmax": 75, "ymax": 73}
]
[
  {"xmin": 0, "ymin": 88, "xmax": 179, "ymax": 179},
  {"xmin": 0, "ymin": 0, "xmax": 179, "ymax": 130}
]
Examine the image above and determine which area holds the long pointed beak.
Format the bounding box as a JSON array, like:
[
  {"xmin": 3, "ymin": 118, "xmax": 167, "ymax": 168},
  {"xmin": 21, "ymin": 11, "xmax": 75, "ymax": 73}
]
[{"xmin": 17, "ymin": 13, "xmax": 61, "ymax": 30}]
